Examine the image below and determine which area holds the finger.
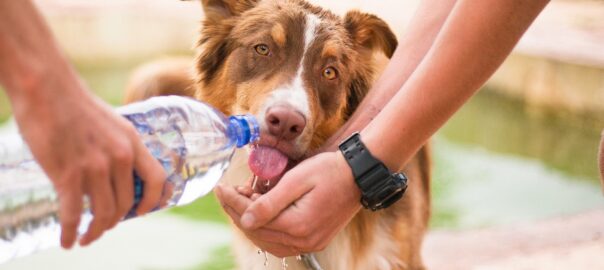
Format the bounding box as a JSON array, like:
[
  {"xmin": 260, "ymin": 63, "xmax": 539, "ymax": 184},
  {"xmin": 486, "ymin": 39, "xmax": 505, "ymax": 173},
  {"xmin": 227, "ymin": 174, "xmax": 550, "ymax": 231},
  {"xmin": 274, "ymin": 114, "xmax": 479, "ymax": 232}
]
[
  {"xmin": 226, "ymin": 204, "xmax": 309, "ymax": 252},
  {"xmin": 251, "ymin": 193, "xmax": 261, "ymax": 201},
  {"xmin": 244, "ymin": 176, "xmax": 254, "ymax": 187},
  {"xmin": 56, "ymin": 174, "xmax": 83, "ymax": 249},
  {"xmin": 220, "ymin": 200, "xmax": 242, "ymax": 223},
  {"xmin": 250, "ymin": 227, "xmax": 311, "ymax": 253},
  {"xmin": 241, "ymin": 171, "xmax": 311, "ymax": 230},
  {"xmin": 222, "ymin": 205, "xmax": 299, "ymax": 258},
  {"xmin": 159, "ymin": 182, "xmax": 174, "ymax": 208},
  {"xmin": 216, "ymin": 185, "xmax": 290, "ymax": 231},
  {"xmin": 218, "ymin": 187, "xmax": 307, "ymax": 251},
  {"xmin": 236, "ymin": 185, "xmax": 254, "ymax": 197},
  {"xmin": 215, "ymin": 184, "xmax": 252, "ymax": 214},
  {"xmin": 80, "ymin": 165, "xmax": 116, "ymax": 246},
  {"xmin": 109, "ymin": 153, "xmax": 134, "ymax": 228},
  {"xmin": 132, "ymin": 139, "xmax": 166, "ymax": 216}
]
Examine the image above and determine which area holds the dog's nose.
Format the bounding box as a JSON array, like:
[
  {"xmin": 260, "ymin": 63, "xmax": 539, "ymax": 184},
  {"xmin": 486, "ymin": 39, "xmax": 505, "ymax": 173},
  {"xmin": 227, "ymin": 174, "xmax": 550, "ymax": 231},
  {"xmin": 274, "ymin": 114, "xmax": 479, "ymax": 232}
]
[{"xmin": 265, "ymin": 106, "xmax": 306, "ymax": 140}]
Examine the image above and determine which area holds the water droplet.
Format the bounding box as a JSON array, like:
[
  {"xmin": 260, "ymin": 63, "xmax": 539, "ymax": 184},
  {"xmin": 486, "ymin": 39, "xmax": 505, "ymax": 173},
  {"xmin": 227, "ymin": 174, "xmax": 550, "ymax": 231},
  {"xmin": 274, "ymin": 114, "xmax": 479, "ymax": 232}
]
[
  {"xmin": 251, "ymin": 175, "xmax": 259, "ymax": 190},
  {"xmin": 257, "ymin": 249, "xmax": 269, "ymax": 267}
]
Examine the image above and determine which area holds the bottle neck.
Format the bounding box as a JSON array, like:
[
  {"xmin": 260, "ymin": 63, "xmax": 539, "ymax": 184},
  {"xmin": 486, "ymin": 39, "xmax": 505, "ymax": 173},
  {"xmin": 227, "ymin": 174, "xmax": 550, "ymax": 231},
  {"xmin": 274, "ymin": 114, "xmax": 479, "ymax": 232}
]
[{"xmin": 228, "ymin": 115, "xmax": 260, "ymax": 148}]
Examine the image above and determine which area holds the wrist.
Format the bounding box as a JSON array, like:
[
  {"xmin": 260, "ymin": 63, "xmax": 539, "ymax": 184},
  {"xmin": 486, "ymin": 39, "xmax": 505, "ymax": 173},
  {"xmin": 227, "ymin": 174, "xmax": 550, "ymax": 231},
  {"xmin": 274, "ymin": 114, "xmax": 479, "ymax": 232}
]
[
  {"xmin": 338, "ymin": 132, "xmax": 408, "ymax": 211},
  {"xmin": 359, "ymin": 129, "xmax": 400, "ymax": 172},
  {"xmin": 7, "ymin": 60, "xmax": 88, "ymax": 116},
  {"xmin": 332, "ymin": 150, "xmax": 363, "ymax": 204}
]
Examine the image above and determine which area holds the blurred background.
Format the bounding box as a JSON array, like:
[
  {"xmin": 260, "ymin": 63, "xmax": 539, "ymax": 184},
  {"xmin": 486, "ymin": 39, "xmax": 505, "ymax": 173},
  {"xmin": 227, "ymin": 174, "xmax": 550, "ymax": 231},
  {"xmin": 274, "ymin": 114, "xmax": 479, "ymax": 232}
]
[{"xmin": 0, "ymin": 0, "xmax": 603, "ymax": 269}]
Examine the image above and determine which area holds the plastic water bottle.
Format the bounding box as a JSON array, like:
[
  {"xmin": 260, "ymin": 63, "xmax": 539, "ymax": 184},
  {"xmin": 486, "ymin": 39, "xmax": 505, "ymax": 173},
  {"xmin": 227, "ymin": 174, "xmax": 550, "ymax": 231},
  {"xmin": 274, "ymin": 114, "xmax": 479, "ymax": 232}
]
[{"xmin": 0, "ymin": 96, "xmax": 259, "ymax": 264}]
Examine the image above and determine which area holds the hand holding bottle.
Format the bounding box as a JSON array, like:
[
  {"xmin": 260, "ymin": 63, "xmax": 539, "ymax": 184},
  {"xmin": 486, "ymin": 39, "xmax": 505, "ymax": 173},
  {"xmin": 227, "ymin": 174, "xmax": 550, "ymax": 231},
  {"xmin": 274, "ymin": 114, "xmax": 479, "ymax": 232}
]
[{"xmin": 9, "ymin": 79, "xmax": 167, "ymax": 249}]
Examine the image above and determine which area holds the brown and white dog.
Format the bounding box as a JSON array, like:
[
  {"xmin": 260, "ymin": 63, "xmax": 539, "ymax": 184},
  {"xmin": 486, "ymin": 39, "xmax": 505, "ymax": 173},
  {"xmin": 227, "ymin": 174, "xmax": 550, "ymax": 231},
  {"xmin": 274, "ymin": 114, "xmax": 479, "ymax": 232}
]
[{"xmin": 125, "ymin": 0, "xmax": 431, "ymax": 269}]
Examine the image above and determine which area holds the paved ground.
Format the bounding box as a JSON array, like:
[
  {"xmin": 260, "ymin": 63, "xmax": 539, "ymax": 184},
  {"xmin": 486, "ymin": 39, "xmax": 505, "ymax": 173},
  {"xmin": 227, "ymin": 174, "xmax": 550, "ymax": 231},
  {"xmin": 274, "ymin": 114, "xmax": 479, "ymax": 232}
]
[
  {"xmin": 0, "ymin": 214, "xmax": 232, "ymax": 270},
  {"xmin": 424, "ymin": 208, "xmax": 604, "ymax": 270}
]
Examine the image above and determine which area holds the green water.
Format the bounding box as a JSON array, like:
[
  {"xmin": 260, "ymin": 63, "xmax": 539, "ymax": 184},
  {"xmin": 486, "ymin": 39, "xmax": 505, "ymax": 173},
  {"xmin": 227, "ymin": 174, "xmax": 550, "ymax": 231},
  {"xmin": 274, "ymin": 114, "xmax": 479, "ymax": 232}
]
[
  {"xmin": 432, "ymin": 90, "xmax": 603, "ymax": 228},
  {"xmin": 0, "ymin": 62, "xmax": 602, "ymax": 231}
]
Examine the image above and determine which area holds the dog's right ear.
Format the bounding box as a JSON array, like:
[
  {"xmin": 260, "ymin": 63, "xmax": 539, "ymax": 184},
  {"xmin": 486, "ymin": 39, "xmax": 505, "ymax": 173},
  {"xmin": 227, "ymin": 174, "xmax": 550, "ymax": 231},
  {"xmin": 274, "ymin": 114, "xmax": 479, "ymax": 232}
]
[
  {"xmin": 201, "ymin": 0, "xmax": 258, "ymax": 21},
  {"xmin": 196, "ymin": 0, "xmax": 258, "ymax": 86},
  {"xmin": 344, "ymin": 10, "xmax": 398, "ymax": 58}
]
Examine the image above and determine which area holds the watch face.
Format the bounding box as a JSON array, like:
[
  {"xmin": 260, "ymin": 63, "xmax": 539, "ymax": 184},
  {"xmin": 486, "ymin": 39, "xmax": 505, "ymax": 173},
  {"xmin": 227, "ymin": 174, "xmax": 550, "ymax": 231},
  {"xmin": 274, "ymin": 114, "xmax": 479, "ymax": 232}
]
[{"xmin": 369, "ymin": 173, "xmax": 408, "ymax": 211}]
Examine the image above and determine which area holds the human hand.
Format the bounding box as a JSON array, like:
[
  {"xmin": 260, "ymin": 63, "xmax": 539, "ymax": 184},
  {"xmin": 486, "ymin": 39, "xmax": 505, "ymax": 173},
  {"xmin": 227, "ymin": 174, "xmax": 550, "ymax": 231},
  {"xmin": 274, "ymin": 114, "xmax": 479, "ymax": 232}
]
[
  {"xmin": 215, "ymin": 151, "xmax": 361, "ymax": 257},
  {"xmin": 10, "ymin": 78, "xmax": 167, "ymax": 249}
]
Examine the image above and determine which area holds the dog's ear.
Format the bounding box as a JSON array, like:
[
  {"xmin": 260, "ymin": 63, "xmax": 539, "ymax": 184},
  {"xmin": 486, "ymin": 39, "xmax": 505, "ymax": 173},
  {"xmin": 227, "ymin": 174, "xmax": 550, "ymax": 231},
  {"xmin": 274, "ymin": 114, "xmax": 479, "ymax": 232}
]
[
  {"xmin": 196, "ymin": 0, "xmax": 258, "ymax": 86},
  {"xmin": 201, "ymin": 0, "xmax": 259, "ymax": 21},
  {"xmin": 343, "ymin": 10, "xmax": 398, "ymax": 58},
  {"xmin": 342, "ymin": 12, "xmax": 397, "ymax": 118}
]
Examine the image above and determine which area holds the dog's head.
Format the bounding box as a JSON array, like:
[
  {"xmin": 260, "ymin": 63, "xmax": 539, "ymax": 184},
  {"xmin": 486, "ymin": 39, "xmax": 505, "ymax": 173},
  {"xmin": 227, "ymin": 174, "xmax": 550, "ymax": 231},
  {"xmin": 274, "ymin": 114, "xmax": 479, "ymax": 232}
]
[{"xmin": 195, "ymin": 0, "xmax": 397, "ymax": 188}]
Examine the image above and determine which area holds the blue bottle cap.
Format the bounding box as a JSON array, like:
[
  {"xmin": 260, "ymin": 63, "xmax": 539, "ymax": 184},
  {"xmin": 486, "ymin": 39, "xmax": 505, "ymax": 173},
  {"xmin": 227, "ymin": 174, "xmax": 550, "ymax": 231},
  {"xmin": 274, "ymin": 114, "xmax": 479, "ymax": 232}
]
[{"xmin": 229, "ymin": 115, "xmax": 260, "ymax": 148}]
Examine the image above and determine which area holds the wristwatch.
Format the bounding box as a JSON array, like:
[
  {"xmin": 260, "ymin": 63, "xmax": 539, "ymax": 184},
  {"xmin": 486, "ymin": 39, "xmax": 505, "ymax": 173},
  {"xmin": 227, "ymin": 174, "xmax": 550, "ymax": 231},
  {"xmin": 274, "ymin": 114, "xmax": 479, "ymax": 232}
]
[{"xmin": 338, "ymin": 132, "xmax": 408, "ymax": 211}]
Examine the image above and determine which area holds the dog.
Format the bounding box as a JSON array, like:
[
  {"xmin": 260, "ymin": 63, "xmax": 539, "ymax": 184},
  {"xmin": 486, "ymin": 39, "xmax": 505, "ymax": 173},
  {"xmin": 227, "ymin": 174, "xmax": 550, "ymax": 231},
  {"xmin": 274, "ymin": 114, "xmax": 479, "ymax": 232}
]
[{"xmin": 125, "ymin": 1, "xmax": 431, "ymax": 269}]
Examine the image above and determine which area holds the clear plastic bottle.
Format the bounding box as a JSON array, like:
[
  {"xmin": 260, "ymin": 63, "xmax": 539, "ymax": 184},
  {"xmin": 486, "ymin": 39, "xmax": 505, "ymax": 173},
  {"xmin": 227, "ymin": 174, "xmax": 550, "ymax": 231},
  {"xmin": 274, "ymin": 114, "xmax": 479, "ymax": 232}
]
[{"xmin": 0, "ymin": 96, "xmax": 259, "ymax": 264}]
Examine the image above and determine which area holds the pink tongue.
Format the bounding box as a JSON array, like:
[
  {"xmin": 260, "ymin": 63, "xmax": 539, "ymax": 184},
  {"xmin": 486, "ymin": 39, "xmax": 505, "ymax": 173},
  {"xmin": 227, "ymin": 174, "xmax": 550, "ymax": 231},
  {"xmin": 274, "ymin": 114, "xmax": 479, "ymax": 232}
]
[{"xmin": 248, "ymin": 146, "xmax": 289, "ymax": 180}]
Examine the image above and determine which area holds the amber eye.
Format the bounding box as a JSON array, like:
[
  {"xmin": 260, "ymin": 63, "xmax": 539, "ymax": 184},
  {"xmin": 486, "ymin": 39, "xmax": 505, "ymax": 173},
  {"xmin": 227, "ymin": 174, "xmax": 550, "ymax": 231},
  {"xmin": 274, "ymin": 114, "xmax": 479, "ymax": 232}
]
[
  {"xmin": 254, "ymin": 44, "xmax": 270, "ymax": 56},
  {"xmin": 322, "ymin": 67, "xmax": 338, "ymax": 80}
]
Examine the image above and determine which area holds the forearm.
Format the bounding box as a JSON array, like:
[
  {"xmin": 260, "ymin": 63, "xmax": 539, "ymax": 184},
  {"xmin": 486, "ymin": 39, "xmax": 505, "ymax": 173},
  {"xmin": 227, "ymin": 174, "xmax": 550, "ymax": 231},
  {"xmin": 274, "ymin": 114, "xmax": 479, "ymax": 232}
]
[
  {"xmin": 322, "ymin": 0, "xmax": 457, "ymax": 151},
  {"xmin": 0, "ymin": 0, "xmax": 81, "ymax": 106},
  {"xmin": 362, "ymin": 0, "xmax": 550, "ymax": 171}
]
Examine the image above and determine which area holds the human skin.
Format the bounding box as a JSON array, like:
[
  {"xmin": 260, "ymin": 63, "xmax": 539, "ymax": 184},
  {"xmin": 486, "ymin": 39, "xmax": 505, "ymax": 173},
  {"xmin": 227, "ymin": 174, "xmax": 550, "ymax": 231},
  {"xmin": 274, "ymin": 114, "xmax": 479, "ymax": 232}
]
[
  {"xmin": 0, "ymin": 0, "xmax": 167, "ymax": 248},
  {"xmin": 599, "ymin": 130, "xmax": 604, "ymax": 192},
  {"xmin": 216, "ymin": 0, "xmax": 551, "ymax": 257}
]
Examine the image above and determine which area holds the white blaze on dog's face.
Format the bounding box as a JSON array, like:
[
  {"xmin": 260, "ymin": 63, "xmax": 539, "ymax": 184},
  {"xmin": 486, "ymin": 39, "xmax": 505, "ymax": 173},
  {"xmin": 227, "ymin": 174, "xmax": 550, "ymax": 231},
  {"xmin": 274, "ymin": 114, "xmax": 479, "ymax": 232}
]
[
  {"xmin": 196, "ymin": 0, "xmax": 397, "ymax": 186},
  {"xmin": 253, "ymin": 13, "xmax": 319, "ymax": 151}
]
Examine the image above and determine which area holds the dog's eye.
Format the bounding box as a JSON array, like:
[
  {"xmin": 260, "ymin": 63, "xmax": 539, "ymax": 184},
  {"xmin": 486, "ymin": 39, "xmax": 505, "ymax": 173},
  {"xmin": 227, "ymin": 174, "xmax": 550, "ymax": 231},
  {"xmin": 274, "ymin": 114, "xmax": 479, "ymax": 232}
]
[
  {"xmin": 322, "ymin": 67, "xmax": 338, "ymax": 80},
  {"xmin": 254, "ymin": 44, "xmax": 270, "ymax": 56}
]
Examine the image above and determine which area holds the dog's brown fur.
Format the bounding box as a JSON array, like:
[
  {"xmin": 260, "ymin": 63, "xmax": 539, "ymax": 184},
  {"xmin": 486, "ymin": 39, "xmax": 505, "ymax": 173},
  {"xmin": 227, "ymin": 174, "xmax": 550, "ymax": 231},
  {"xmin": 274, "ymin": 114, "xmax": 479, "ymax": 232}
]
[{"xmin": 125, "ymin": 1, "xmax": 430, "ymax": 269}]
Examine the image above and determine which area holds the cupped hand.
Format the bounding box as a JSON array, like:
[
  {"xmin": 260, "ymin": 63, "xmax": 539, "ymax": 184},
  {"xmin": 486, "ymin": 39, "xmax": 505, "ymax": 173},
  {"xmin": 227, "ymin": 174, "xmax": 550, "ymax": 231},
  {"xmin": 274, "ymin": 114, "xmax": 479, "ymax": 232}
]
[
  {"xmin": 215, "ymin": 151, "xmax": 361, "ymax": 257},
  {"xmin": 10, "ymin": 78, "xmax": 167, "ymax": 249}
]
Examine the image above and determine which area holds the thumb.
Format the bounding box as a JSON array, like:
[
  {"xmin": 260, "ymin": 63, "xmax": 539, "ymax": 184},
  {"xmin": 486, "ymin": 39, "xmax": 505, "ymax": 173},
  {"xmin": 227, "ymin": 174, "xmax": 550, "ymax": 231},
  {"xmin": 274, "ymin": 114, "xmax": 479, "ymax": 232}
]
[
  {"xmin": 241, "ymin": 170, "xmax": 311, "ymax": 230},
  {"xmin": 132, "ymin": 138, "xmax": 167, "ymax": 216}
]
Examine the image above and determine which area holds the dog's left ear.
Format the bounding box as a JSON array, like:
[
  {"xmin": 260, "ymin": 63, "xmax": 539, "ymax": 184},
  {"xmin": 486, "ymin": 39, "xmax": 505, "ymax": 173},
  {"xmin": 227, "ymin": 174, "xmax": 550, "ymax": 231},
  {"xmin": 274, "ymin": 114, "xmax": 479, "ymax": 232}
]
[
  {"xmin": 344, "ymin": 10, "xmax": 398, "ymax": 58},
  {"xmin": 201, "ymin": 0, "xmax": 259, "ymax": 21},
  {"xmin": 342, "ymin": 11, "xmax": 397, "ymax": 119}
]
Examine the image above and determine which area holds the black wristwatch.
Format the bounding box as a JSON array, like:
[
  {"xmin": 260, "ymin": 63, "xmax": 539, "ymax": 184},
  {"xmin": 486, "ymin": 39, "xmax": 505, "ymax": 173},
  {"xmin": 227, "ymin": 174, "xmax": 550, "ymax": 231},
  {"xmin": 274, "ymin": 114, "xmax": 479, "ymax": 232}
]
[{"xmin": 338, "ymin": 132, "xmax": 408, "ymax": 211}]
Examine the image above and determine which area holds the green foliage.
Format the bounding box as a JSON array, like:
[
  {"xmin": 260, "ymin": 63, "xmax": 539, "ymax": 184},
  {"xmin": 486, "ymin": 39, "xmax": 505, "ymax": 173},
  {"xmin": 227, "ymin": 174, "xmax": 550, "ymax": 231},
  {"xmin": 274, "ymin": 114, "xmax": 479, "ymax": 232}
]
[
  {"xmin": 168, "ymin": 192, "xmax": 229, "ymax": 224},
  {"xmin": 0, "ymin": 87, "xmax": 10, "ymax": 124},
  {"xmin": 187, "ymin": 246, "xmax": 235, "ymax": 270}
]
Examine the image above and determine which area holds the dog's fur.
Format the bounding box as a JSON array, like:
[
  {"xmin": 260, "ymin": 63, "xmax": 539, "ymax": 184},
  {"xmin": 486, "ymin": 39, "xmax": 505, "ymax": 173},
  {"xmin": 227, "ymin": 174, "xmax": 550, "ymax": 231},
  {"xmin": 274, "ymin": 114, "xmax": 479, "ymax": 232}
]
[{"xmin": 125, "ymin": 1, "xmax": 430, "ymax": 269}]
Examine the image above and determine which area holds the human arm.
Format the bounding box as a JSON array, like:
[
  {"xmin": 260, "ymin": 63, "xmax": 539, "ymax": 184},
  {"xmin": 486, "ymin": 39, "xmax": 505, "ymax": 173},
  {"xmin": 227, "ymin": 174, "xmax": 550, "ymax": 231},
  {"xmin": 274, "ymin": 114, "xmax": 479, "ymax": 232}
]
[
  {"xmin": 321, "ymin": 0, "xmax": 459, "ymax": 152},
  {"xmin": 599, "ymin": 130, "xmax": 603, "ymax": 192},
  {"xmin": 0, "ymin": 0, "xmax": 167, "ymax": 248},
  {"xmin": 361, "ymin": 0, "xmax": 550, "ymax": 171}
]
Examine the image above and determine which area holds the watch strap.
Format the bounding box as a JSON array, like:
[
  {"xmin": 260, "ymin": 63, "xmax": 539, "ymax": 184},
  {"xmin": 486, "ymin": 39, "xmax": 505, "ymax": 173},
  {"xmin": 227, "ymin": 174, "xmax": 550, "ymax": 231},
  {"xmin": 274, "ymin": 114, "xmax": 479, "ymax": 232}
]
[
  {"xmin": 338, "ymin": 132, "xmax": 385, "ymax": 181},
  {"xmin": 339, "ymin": 132, "xmax": 408, "ymax": 211}
]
